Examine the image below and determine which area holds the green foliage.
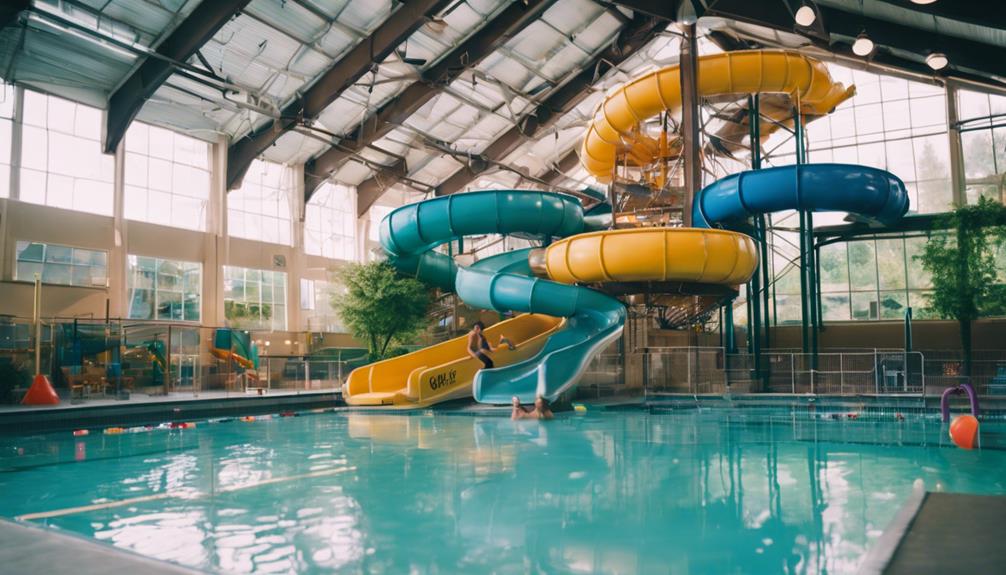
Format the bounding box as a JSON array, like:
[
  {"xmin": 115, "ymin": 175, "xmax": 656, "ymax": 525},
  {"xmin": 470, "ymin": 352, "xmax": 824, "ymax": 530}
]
[
  {"xmin": 333, "ymin": 261, "xmax": 431, "ymax": 361},
  {"xmin": 916, "ymin": 197, "xmax": 1006, "ymax": 372}
]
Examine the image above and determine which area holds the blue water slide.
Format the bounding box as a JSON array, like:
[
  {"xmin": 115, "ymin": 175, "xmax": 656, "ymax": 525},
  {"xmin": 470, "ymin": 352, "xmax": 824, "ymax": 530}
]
[
  {"xmin": 693, "ymin": 163, "xmax": 910, "ymax": 227},
  {"xmin": 380, "ymin": 190, "xmax": 625, "ymax": 404}
]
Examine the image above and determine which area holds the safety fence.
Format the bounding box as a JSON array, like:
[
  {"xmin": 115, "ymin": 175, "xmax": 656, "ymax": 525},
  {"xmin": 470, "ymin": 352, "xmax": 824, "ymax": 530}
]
[
  {"xmin": 579, "ymin": 346, "xmax": 1006, "ymax": 399},
  {"xmin": 0, "ymin": 316, "xmax": 357, "ymax": 408}
]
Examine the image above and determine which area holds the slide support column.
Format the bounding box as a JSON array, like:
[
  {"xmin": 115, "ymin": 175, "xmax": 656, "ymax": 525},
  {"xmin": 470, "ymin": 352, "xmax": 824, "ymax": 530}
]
[
  {"xmin": 795, "ymin": 111, "xmax": 811, "ymax": 358},
  {"xmin": 747, "ymin": 94, "xmax": 763, "ymax": 384},
  {"xmin": 680, "ymin": 21, "xmax": 700, "ymax": 227}
]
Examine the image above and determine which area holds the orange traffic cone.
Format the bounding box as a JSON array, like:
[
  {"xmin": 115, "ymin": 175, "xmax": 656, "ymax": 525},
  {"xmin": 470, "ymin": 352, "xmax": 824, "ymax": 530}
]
[{"xmin": 22, "ymin": 374, "xmax": 59, "ymax": 406}]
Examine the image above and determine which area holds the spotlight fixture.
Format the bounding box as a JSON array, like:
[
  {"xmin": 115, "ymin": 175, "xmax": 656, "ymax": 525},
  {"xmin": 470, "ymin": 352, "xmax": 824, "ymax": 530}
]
[
  {"xmin": 852, "ymin": 32, "xmax": 874, "ymax": 56},
  {"xmin": 926, "ymin": 52, "xmax": 949, "ymax": 70},
  {"xmin": 795, "ymin": 4, "xmax": 816, "ymax": 27}
]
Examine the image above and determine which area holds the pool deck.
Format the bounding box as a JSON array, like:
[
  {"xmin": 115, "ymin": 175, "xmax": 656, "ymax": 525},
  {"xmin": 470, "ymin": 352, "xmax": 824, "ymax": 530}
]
[
  {"xmin": 861, "ymin": 490, "xmax": 1006, "ymax": 574},
  {"xmin": 0, "ymin": 389, "xmax": 340, "ymax": 433},
  {"xmin": 0, "ymin": 519, "xmax": 201, "ymax": 574}
]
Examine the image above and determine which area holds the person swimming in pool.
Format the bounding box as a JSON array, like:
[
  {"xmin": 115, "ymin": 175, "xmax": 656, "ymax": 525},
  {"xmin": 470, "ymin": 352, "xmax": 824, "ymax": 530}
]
[
  {"xmin": 467, "ymin": 321, "xmax": 512, "ymax": 370},
  {"xmin": 511, "ymin": 395, "xmax": 553, "ymax": 420}
]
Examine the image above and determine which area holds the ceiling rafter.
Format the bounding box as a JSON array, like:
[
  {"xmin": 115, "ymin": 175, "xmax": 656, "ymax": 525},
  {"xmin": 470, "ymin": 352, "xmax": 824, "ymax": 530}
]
[
  {"xmin": 305, "ymin": 0, "xmax": 558, "ymax": 201},
  {"xmin": 0, "ymin": 1, "xmax": 28, "ymax": 29},
  {"xmin": 225, "ymin": 0, "xmax": 454, "ymax": 190},
  {"xmin": 103, "ymin": 0, "xmax": 251, "ymax": 154},
  {"xmin": 427, "ymin": 12, "xmax": 667, "ymax": 200}
]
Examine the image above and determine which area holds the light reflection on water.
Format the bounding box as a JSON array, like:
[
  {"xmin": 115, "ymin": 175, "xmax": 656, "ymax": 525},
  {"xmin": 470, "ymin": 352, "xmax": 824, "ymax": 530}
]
[{"xmin": 0, "ymin": 410, "xmax": 1004, "ymax": 574}]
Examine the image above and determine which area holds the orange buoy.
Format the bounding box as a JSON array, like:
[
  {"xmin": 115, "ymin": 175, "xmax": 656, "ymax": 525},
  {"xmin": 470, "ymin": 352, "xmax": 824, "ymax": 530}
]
[
  {"xmin": 949, "ymin": 415, "xmax": 979, "ymax": 450},
  {"xmin": 21, "ymin": 374, "xmax": 59, "ymax": 406}
]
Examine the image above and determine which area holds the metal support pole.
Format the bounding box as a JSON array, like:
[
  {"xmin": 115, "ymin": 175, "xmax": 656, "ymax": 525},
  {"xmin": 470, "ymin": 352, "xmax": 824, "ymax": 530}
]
[
  {"xmin": 794, "ymin": 111, "xmax": 811, "ymax": 357},
  {"xmin": 761, "ymin": 217, "xmax": 771, "ymax": 347},
  {"xmin": 808, "ymin": 213, "xmax": 818, "ymax": 369},
  {"xmin": 725, "ymin": 301, "xmax": 736, "ymax": 353},
  {"xmin": 166, "ymin": 325, "xmax": 172, "ymax": 394},
  {"xmin": 680, "ymin": 21, "xmax": 700, "ymax": 227},
  {"xmin": 748, "ymin": 94, "xmax": 764, "ymax": 383},
  {"xmin": 33, "ymin": 275, "xmax": 42, "ymax": 376}
]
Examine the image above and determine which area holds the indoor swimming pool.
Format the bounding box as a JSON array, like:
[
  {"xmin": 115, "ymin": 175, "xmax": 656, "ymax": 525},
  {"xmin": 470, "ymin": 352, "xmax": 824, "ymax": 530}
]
[{"xmin": 1, "ymin": 407, "xmax": 1003, "ymax": 574}]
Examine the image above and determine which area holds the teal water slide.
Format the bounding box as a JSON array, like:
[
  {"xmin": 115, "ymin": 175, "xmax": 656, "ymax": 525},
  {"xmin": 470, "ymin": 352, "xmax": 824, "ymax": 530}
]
[{"xmin": 381, "ymin": 190, "xmax": 625, "ymax": 404}]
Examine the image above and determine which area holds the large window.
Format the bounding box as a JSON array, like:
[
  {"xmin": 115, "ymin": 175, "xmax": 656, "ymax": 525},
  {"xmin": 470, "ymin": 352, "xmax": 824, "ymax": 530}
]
[
  {"xmin": 15, "ymin": 241, "xmax": 108, "ymax": 287},
  {"xmin": 0, "ymin": 82, "xmax": 13, "ymax": 198},
  {"xmin": 223, "ymin": 266, "xmax": 287, "ymax": 330},
  {"xmin": 126, "ymin": 256, "xmax": 201, "ymax": 321},
  {"xmin": 300, "ymin": 278, "xmax": 346, "ymax": 333},
  {"xmin": 305, "ymin": 182, "xmax": 355, "ymax": 260},
  {"xmin": 763, "ymin": 66, "xmax": 952, "ymax": 215},
  {"xmin": 799, "ymin": 236, "xmax": 938, "ymax": 322},
  {"xmin": 124, "ymin": 122, "xmax": 211, "ymax": 231},
  {"xmin": 20, "ymin": 91, "xmax": 114, "ymax": 215},
  {"xmin": 228, "ymin": 160, "xmax": 294, "ymax": 245},
  {"xmin": 368, "ymin": 205, "xmax": 392, "ymax": 242},
  {"xmin": 956, "ymin": 89, "xmax": 1006, "ymax": 204}
]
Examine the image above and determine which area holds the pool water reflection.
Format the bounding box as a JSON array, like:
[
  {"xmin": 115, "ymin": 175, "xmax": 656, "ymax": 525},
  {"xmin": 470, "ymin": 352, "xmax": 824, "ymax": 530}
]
[{"xmin": 0, "ymin": 409, "xmax": 1004, "ymax": 574}]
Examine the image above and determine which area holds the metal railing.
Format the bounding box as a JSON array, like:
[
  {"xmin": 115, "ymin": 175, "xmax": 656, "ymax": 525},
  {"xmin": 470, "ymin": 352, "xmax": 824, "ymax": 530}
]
[
  {"xmin": 0, "ymin": 315, "xmax": 358, "ymax": 407},
  {"xmin": 595, "ymin": 346, "xmax": 1006, "ymax": 400}
]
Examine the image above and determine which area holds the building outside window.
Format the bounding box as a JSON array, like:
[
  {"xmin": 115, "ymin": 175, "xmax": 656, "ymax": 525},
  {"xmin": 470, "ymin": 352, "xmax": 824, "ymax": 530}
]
[
  {"xmin": 124, "ymin": 122, "xmax": 211, "ymax": 231},
  {"xmin": 305, "ymin": 182, "xmax": 356, "ymax": 260},
  {"xmin": 15, "ymin": 241, "xmax": 108, "ymax": 287},
  {"xmin": 19, "ymin": 90, "xmax": 115, "ymax": 216},
  {"xmin": 126, "ymin": 256, "xmax": 201, "ymax": 321},
  {"xmin": 228, "ymin": 159, "xmax": 294, "ymax": 245},
  {"xmin": 223, "ymin": 266, "xmax": 287, "ymax": 330}
]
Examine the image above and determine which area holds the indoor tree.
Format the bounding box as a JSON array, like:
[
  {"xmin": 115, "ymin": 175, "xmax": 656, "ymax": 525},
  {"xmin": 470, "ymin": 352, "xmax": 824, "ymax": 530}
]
[
  {"xmin": 334, "ymin": 261, "xmax": 432, "ymax": 361},
  {"xmin": 916, "ymin": 196, "xmax": 1006, "ymax": 375}
]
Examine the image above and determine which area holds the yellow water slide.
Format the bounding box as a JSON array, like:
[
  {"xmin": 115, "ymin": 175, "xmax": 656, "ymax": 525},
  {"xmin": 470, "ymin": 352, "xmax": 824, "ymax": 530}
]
[
  {"xmin": 345, "ymin": 314, "xmax": 563, "ymax": 408},
  {"xmin": 581, "ymin": 49, "xmax": 855, "ymax": 180},
  {"xmin": 543, "ymin": 228, "xmax": 757, "ymax": 286}
]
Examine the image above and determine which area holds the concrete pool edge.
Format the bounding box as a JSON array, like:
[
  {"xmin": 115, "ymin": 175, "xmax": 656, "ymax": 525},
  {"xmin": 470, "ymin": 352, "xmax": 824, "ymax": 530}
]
[
  {"xmin": 0, "ymin": 518, "xmax": 204, "ymax": 574},
  {"xmin": 858, "ymin": 485, "xmax": 927, "ymax": 575},
  {"xmin": 860, "ymin": 491, "xmax": 1006, "ymax": 574},
  {"xmin": 0, "ymin": 390, "xmax": 341, "ymax": 434}
]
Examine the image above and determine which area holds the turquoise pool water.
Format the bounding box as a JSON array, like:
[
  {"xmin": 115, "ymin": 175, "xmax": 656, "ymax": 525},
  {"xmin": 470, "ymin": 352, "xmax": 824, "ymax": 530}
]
[{"xmin": 1, "ymin": 408, "xmax": 1004, "ymax": 574}]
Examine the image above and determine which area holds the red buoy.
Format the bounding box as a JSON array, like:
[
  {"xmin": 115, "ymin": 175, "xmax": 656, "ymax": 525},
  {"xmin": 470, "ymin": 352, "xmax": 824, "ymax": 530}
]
[
  {"xmin": 949, "ymin": 415, "xmax": 979, "ymax": 450},
  {"xmin": 21, "ymin": 374, "xmax": 59, "ymax": 406}
]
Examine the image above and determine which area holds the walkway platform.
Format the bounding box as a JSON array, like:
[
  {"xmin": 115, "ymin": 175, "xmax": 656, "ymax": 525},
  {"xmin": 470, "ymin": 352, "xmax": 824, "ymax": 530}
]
[
  {"xmin": 861, "ymin": 490, "xmax": 1006, "ymax": 574},
  {"xmin": 0, "ymin": 389, "xmax": 340, "ymax": 433},
  {"xmin": 0, "ymin": 519, "xmax": 200, "ymax": 574}
]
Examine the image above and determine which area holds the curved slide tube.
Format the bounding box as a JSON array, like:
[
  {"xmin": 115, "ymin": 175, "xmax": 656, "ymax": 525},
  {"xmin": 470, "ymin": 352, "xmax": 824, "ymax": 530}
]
[
  {"xmin": 345, "ymin": 190, "xmax": 758, "ymax": 406},
  {"xmin": 692, "ymin": 164, "xmax": 910, "ymax": 228},
  {"xmin": 581, "ymin": 50, "xmax": 854, "ymax": 181},
  {"xmin": 378, "ymin": 191, "xmax": 624, "ymax": 405}
]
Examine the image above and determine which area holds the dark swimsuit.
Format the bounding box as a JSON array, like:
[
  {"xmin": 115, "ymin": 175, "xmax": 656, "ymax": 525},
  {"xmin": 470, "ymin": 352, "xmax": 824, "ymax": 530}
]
[{"xmin": 473, "ymin": 333, "xmax": 493, "ymax": 369}]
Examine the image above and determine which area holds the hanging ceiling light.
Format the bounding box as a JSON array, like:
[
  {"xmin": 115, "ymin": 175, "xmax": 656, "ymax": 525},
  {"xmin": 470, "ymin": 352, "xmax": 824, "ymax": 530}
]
[
  {"xmin": 852, "ymin": 31, "xmax": 874, "ymax": 56},
  {"xmin": 926, "ymin": 52, "xmax": 949, "ymax": 70},
  {"xmin": 910, "ymin": 0, "xmax": 938, "ymax": 4},
  {"xmin": 795, "ymin": 4, "xmax": 817, "ymax": 27}
]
